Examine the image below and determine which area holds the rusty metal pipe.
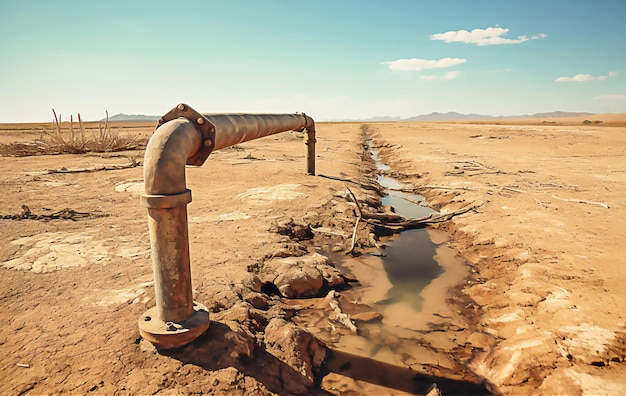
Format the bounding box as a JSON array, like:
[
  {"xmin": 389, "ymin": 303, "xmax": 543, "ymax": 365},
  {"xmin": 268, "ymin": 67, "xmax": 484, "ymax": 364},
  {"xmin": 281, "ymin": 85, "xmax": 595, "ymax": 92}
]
[
  {"xmin": 144, "ymin": 118, "xmax": 202, "ymax": 195},
  {"xmin": 204, "ymin": 113, "xmax": 313, "ymax": 149},
  {"xmin": 202, "ymin": 113, "xmax": 315, "ymax": 175},
  {"xmin": 143, "ymin": 118, "xmax": 201, "ymax": 320},
  {"xmin": 138, "ymin": 117, "xmax": 209, "ymax": 349},
  {"xmin": 305, "ymin": 125, "xmax": 316, "ymax": 175},
  {"xmin": 138, "ymin": 104, "xmax": 316, "ymax": 349}
]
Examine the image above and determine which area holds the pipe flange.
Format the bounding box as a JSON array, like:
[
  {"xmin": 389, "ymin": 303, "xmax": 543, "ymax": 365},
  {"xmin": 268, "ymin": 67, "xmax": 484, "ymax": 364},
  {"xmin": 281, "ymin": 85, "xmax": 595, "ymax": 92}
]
[
  {"xmin": 157, "ymin": 103, "xmax": 216, "ymax": 166},
  {"xmin": 141, "ymin": 189, "xmax": 192, "ymax": 209},
  {"xmin": 138, "ymin": 301, "xmax": 210, "ymax": 350}
]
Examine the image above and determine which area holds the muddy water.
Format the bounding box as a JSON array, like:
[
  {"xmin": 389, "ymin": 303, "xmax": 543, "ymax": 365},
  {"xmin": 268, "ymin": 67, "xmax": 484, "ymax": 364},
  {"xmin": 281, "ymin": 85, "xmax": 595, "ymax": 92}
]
[
  {"xmin": 373, "ymin": 149, "xmax": 443, "ymax": 313},
  {"xmin": 293, "ymin": 149, "xmax": 490, "ymax": 394}
]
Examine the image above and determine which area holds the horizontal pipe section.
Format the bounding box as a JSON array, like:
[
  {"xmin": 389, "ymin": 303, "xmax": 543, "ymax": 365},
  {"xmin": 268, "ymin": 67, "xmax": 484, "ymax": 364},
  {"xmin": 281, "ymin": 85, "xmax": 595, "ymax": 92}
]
[{"xmin": 204, "ymin": 113, "xmax": 312, "ymax": 151}]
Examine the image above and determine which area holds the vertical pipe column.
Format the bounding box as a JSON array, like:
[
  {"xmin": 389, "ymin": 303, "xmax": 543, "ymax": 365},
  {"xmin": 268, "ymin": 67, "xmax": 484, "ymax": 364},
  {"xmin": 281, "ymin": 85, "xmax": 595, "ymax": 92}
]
[
  {"xmin": 145, "ymin": 192, "xmax": 193, "ymax": 322},
  {"xmin": 138, "ymin": 105, "xmax": 316, "ymax": 350},
  {"xmin": 138, "ymin": 118, "xmax": 210, "ymax": 349},
  {"xmin": 305, "ymin": 126, "xmax": 316, "ymax": 175}
]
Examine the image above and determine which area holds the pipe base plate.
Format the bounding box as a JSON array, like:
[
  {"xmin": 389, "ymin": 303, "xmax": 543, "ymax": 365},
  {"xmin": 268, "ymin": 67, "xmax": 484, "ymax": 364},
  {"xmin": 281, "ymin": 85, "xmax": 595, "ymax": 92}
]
[{"xmin": 138, "ymin": 301, "xmax": 210, "ymax": 350}]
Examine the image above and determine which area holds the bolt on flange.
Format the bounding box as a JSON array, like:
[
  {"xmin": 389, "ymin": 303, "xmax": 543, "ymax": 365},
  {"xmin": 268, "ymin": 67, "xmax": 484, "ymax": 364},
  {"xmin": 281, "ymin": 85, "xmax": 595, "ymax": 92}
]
[
  {"xmin": 156, "ymin": 103, "xmax": 216, "ymax": 166},
  {"xmin": 138, "ymin": 301, "xmax": 210, "ymax": 350}
]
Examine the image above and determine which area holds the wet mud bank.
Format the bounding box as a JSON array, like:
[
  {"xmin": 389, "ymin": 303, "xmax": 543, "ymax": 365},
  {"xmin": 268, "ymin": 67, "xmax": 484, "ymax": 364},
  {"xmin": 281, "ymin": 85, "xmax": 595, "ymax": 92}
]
[{"xmin": 290, "ymin": 130, "xmax": 495, "ymax": 395}]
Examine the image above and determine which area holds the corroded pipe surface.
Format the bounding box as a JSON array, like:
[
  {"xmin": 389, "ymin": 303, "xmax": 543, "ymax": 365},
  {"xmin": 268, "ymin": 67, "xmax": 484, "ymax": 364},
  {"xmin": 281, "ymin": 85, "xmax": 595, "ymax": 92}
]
[
  {"xmin": 144, "ymin": 118, "xmax": 202, "ymax": 195},
  {"xmin": 204, "ymin": 113, "xmax": 313, "ymax": 151},
  {"xmin": 139, "ymin": 118, "xmax": 209, "ymax": 349},
  {"xmin": 139, "ymin": 104, "xmax": 316, "ymax": 349},
  {"xmin": 142, "ymin": 118, "xmax": 202, "ymax": 322},
  {"xmin": 305, "ymin": 127, "xmax": 316, "ymax": 175}
]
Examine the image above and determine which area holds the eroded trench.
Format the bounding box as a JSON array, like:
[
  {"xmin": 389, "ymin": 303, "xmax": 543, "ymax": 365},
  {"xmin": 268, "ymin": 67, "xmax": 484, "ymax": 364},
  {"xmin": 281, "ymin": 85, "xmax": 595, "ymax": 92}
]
[{"xmin": 286, "ymin": 137, "xmax": 493, "ymax": 395}]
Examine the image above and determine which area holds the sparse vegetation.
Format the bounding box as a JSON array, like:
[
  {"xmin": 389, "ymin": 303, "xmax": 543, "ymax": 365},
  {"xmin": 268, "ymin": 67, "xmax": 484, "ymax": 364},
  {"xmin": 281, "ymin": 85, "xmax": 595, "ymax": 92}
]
[
  {"xmin": 0, "ymin": 110, "xmax": 145, "ymax": 156},
  {"xmin": 582, "ymin": 119, "xmax": 603, "ymax": 125},
  {"xmin": 1, "ymin": 204, "xmax": 109, "ymax": 221}
]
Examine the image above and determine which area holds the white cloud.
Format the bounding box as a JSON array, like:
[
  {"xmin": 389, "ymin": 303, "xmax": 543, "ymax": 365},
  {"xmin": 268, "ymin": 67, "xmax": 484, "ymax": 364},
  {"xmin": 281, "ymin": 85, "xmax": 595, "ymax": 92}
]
[
  {"xmin": 430, "ymin": 27, "xmax": 547, "ymax": 46},
  {"xmin": 420, "ymin": 71, "xmax": 461, "ymax": 80},
  {"xmin": 556, "ymin": 71, "xmax": 617, "ymax": 82},
  {"xmin": 382, "ymin": 57, "xmax": 466, "ymax": 72},
  {"xmin": 556, "ymin": 74, "xmax": 596, "ymax": 82},
  {"xmin": 594, "ymin": 94, "xmax": 626, "ymax": 101}
]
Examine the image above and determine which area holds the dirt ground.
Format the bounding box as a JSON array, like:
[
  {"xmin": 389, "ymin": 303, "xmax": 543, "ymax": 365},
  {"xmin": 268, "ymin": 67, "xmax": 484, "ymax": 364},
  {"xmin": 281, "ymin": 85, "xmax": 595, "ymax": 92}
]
[
  {"xmin": 372, "ymin": 118, "xmax": 626, "ymax": 395},
  {"xmin": 1, "ymin": 116, "xmax": 625, "ymax": 395}
]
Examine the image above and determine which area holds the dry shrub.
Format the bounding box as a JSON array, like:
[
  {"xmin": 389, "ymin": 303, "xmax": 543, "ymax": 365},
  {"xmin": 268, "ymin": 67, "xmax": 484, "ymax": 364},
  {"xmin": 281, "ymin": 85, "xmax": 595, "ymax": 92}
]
[{"xmin": 0, "ymin": 110, "xmax": 143, "ymax": 156}]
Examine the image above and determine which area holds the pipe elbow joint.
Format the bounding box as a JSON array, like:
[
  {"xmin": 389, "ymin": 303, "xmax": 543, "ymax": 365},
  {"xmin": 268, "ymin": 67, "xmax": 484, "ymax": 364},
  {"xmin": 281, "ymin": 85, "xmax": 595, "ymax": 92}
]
[{"xmin": 143, "ymin": 117, "xmax": 203, "ymax": 199}]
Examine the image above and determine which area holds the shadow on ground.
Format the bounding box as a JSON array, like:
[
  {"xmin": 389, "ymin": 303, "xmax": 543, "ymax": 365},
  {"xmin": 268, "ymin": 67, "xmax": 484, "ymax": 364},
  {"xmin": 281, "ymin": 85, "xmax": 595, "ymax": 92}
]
[
  {"xmin": 160, "ymin": 321, "xmax": 318, "ymax": 394},
  {"xmin": 325, "ymin": 349, "xmax": 494, "ymax": 395}
]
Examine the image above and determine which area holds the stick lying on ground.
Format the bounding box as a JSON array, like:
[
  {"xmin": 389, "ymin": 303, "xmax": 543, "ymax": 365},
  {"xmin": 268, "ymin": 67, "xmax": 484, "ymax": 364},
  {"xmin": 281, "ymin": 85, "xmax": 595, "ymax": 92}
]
[
  {"xmin": 419, "ymin": 185, "xmax": 476, "ymax": 191},
  {"xmin": 329, "ymin": 299, "xmax": 357, "ymax": 334},
  {"xmin": 363, "ymin": 202, "xmax": 482, "ymax": 232},
  {"xmin": 551, "ymin": 194, "xmax": 610, "ymax": 209},
  {"xmin": 346, "ymin": 186, "xmax": 363, "ymax": 254},
  {"xmin": 1, "ymin": 205, "xmax": 109, "ymax": 221},
  {"xmin": 46, "ymin": 157, "xmax": 141, "ymax": 174},
  {"xmin": 344, "ymin": 180, "xmax": 481, "ymax": 246}
]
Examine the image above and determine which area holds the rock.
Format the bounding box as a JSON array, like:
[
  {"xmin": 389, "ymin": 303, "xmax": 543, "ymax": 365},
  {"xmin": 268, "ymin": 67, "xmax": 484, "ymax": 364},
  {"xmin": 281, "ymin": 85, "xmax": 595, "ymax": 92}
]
[
  {"xmin": 239, "ymin": 272, "xmax": 263, "ymax": 293},
  {"xmin": 275, "ymin": 264, "xmax": 324, "ymax": 298},
  {"xmin": 229, "ymin": 273, "xmax": 270, "ymax": 310},
  {"xmin": 267, "ymin": 242, "xmax": 309, "ymax": 258},
  {"xmin": 264, "ymin": 318, "xmax": 327, "ymax": 387},
  {"xmin": 315, "ymin": 263, "xmax": 346, "ymax": 288},
  {"xmin": 161, "ymin": 321, "xmax": 257, "ymax": 387},
  {"xmin": 285, "ymin": 252, "xmax": 330, "ymax": 266},
  {"xmin": 261, "ymin": 253, "xmax": 348, "ymax": 298},
  {"xmin": 212, "ymin": 301, "xmax": 270, "ymax": 334},
  {"xmin": 351, "ymin": 311, "xmax": 383, "ymax": 322},
  {"xmin": 207, "ymin": 287, "xmax": 241, "ymax": 313},
  {"xmin": 221, "ymin": 321, "xmax": 255, "ymax": 361},
  {"xmin": 244, "ymin": 291, "xmax": 270, "ymax": 310},
  {"xmin": 213, "ymin": 301, "xmax": 251, "ymax": 323},
  {"xmin": 270, "ymin": 218, "xmax": 313, "ymax": 241}
]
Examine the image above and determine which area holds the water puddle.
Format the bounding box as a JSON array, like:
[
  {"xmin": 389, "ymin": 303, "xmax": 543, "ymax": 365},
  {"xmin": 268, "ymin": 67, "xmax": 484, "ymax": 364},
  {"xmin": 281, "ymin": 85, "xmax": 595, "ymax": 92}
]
[
  {"xmin": 293, "ymin": 145, "xmax": 490, "ymax": 394},
  {"xmin": 383, "ymin": 191, "xmax": 430, "ymax": 219},
  {"xmin": 374, "ymin": 148, "xmax": 433, "ymax": 220},
  {"xmin": 367, "ymin": 148, "xmax": 443, "ymax": 313}
]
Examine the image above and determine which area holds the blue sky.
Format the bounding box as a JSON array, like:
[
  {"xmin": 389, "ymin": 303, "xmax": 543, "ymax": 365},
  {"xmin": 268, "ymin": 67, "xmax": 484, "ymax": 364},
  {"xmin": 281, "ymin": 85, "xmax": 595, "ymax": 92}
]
[{"xmin": 1, "ymin": 0, "xmax": 625, "ymax": 122}]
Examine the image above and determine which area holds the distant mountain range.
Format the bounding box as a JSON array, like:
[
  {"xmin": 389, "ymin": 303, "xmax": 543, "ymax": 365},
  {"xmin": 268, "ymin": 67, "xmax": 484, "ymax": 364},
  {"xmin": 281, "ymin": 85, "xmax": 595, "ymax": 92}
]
[
  {"xmin": 103, "ymin": 111, "xmax": 596, "ymax": 123},
  {"xmin": 104, "ymin": 113, "xmax": 160, "ymax": 122},
  {"xmin": 364, "ymin": 111, "xmax": 595, "ymax": 122}
]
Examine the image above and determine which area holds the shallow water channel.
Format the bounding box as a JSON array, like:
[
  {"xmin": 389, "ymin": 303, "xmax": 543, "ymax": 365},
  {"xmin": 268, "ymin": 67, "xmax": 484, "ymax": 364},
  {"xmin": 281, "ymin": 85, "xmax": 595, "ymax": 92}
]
[
  {"xmin": 374, "ymin": 149, "xmax": 442, "ymax": 314},
  {"xmin": 292, "ymin": 148, "xmax": 490, "ymax": 394}
]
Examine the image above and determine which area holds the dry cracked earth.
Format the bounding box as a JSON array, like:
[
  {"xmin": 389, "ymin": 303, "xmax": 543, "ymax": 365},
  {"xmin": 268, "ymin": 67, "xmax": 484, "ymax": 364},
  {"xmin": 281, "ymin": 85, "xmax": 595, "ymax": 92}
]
[{"xmin": 1, "ymin": 116, "xmax": 626, "ymax": 395}]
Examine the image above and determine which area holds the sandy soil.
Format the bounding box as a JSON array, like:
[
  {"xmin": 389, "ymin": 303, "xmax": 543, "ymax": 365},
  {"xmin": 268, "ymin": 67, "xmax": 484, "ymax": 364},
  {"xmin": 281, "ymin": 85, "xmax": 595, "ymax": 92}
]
[
  {"xmin": 1, "ymin": 117, "xmax": 625, "ymax": 395},
  {"xmin": 0, "ymin": 122, "xmax": 368, "ymax": 395},
  {"xmin": 373, "ymin": 120, "xmax": 626, "ymax": 395}
]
